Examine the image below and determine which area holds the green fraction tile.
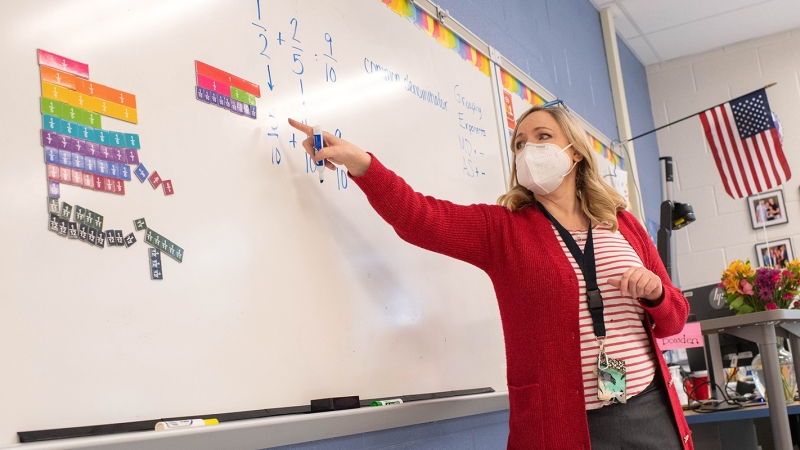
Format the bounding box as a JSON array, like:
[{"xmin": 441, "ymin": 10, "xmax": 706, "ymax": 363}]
[
  {"xmin": 144, "ymin": 229, "xmax": 156, "ymax": 246},
  {"xmin": 48, "ymin": 198, "xmax": 60, "ymax": 214},
  {"xmin": 133, "ymin": 218, "xmax": 147, "ymax": 232},
  {"xmin": 159, "ymin": 237, "xmax": 169, "ymax": 253},
  {"xmin": 40, "ymin": 98, "xmax": 64, "ymax": 117},
  {"xmin": 84, "ymin": 210, "xmax": 95, "ymax": 227},
  {"xmin": 81, "ymin": 110, "xmax": 102, "ymax": 129},
  {"xmin": 68, "ymin": 106, "xmax": 92, "ymax": 127},
  {"xmin": 92, "ymin": 213, "xmax": 103, "ymax": 230},
  {"xmin": 166, "ymin": 242, "xmax": 183, "ymax": 263},
  {"xmin": 59, "ymin": 202, "xmax": 73, "ymax": 221},
  {"xmin": 230, "ymin": 86, "xmax": 257, "ymax": 106},
  {"xmin": 60, "ymin": 105, "xmax": 83, "ymax": 123},
  {"xmin": 74, "ymin": 206, "xmax": 86, "ymax": 224}
]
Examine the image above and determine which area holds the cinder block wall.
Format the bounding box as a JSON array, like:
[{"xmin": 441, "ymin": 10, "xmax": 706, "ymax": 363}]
[{"xmin": 647, "ymin": 29, "xmax": 800, "ymax": 289}]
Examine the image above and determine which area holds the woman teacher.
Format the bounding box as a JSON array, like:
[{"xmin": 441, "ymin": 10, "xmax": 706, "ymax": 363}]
[{"xmin": 288, "ymin": 103, "xmax": 691, "ymax": 450}]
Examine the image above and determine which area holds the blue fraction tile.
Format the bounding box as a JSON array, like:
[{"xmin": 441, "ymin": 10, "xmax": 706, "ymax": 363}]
[
  {"xmin": 120, "ymin": 164, "xmax": 131, "ymax": 181},
  {"xmin": 73, "ymin": 153, "xmax": 85, "ymax": 170},
  {"xmin": 135, "ymin": 163, "xmax": 149, "ymax": 182},
  {"xmin": 125, "ymin": 148, "xmax": 140, "ymax": 165},
  {"xmin": 48, "ymin": 180, "xmax": 60, "ymax": 198},
  {"xmin": 124, "ymin": 133, "xmax": 140, "ymax": 149},
  {"xmin": 97, "ymin": 160, "xmax": 109, "ymax": 176},
  {"xmin": 45, "ymin": 147, "xmax": 59, "ymax": 164},
  {"xmin": 210, "ymin": 91, "xmax": 219, "ymax": 106},
  {"xmin": 222, "ymin": 95, "xmax": 232, "ymax": 110},
  {"xmin": 84, "ymin": 157, "xmax": 97, "ymax": 174},
  {"xmin": 109, "ymin": 162, "xmax": 121, "ymax": 179},
  {"xmin": 42, "ymin": 114, "xmax": 61, "ymax": 132},
  {"xmin": 250, "ymin": 104, "xmax": 257, "ymax": 119},
  {"xmin": 243, "ymin": 104, "xmax": 250, "ymax": 117},
  {"xmin": 196, "ymin": 85, "xmax": 207, "ymax": 102},
  {"xmin": 60, "ymin": 119, "xmax": 77, "ymax": 137},
  {"xmin": 58, "ymin": 150, "xmax": 73, "ymax": 168}
]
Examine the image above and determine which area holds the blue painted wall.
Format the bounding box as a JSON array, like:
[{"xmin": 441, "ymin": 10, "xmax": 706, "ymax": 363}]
[
  {"xmin": 436, "ymin": 0, "xmax": 619, "ymax": 141},
  {"xmin": 617, "ymin": 35, "xmax": 662, "ymax": 225},
  {"xmin": 274, "ymin": 2, "xmax": 662, "ymax": 448}
]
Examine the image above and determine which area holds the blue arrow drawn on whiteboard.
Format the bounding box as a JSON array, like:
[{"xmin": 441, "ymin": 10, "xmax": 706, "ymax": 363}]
[{"xmin": 266, "ymin": 65, "xmax": 275, "ymax": 91}]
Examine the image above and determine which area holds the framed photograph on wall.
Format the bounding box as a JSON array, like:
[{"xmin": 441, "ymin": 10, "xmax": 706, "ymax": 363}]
[
  {"xmin": 755, "ymin": 238, "xmax": 794, "ymax": 268},
  {"xmin": 748, "ymin": 190, "xmax": 788, "ymax": 229}
]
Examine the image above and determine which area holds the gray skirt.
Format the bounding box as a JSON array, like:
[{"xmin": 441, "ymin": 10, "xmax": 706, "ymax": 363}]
[{"xmin": 586, "ymin": 375, "xmax": 684, "ymax": 450}]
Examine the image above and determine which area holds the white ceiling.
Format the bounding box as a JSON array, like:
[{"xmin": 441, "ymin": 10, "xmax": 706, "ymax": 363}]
[{"xmin": 589, "ymin": 0, "xmax": 800, "ymax": 66}]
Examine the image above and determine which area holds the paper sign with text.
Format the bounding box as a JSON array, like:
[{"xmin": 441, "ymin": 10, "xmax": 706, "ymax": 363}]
[{"xmin": 657, "ymin": 322, "xmax": 704, "ymax": 350}]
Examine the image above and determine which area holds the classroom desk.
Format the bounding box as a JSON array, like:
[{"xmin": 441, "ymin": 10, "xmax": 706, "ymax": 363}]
[{"xmin": 684, "ymin": 404, "xmax": 800, "ymax": 450}]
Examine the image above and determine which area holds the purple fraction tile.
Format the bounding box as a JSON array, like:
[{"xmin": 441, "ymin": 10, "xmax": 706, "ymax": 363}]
[
  {"xmin": 125, "ymin": 148, "xmax": 140, "ymax": 165},
  {"xmin": 58, "ymin": 150, "xmax": 73, "ymax": 168},
  {"xmin": 57, "ymin": 133, "xmax": 70, "ymax": 150},
  {"xmin": 85, "ymin": 142, "xmax": 100, "ymax": 158},
  {"xmin": 45, "ymin": 147, "xmax": 59, "ymax": 164},
  {"xmin": 113, "ymin": 147, "xmax": 125, "ymax": 163},
  {"xmin": 135, "ymin": 163, "xmax": 149, "ymax": 183},
  {"xmin": 99, "ymin": 145, "xmax": 112, "ymax": 161},
  {"xmin": 72, "ymin": 137, "xmax": 87, "ymax": 154},
  {"xmin": 41, "ymin": 129, "xmax": 57, "ymax": 147},
  {"xmin": 48, "ymin": 180, "xmax": 60, "ymax": 198}
]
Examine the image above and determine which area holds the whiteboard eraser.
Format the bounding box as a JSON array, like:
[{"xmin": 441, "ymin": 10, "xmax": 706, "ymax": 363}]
[{"xmin": 310, "ymin": 396, "xmax": 361, "ymax": 413}]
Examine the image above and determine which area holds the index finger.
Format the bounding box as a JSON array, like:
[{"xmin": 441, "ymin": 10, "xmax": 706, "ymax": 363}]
[{"xmin": 288, "ymin": 118, "xmax": 313, "ymax": 136}]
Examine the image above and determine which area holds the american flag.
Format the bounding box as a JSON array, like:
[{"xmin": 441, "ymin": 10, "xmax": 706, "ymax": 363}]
[{"xmin": 699, "ymin": 89, "xmax": 791, "ymax": 199}]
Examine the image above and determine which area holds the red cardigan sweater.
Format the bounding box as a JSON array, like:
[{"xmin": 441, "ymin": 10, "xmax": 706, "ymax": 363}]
[{"xmin": 352, "ymin": 156, "xmax": 693, "ymax": 450}]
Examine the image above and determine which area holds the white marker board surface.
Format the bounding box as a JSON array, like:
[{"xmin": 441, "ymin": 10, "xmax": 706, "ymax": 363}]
[{"xmin": 0, "ymin": 0, "xmax": 508, "ymax": 444}]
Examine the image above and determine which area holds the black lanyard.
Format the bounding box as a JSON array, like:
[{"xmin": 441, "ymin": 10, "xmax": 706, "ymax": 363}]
[{"xmin": 537, "ymin": 203, "xmax": 606, "ymax": 339}]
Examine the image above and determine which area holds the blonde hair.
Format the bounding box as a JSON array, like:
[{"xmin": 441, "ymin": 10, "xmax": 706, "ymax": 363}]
[{"xmin": 497, "ymin": 105, "xmax": 627, "ymax": 231}]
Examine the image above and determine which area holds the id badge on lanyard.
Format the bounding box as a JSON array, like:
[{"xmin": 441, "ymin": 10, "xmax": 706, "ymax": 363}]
[{"xmin": 537, "ymin": 203, "xmax": 627, "ymax": 404}]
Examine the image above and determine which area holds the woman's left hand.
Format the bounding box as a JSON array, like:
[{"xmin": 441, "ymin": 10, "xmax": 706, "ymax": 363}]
[{"xmin": 608, "ymin": 266, "xmax": 663, "ymax": 301}]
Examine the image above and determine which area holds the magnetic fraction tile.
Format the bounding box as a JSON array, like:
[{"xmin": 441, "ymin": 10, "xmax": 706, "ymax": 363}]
[
  {"xmin": 145, "ymin": 230, "xmax": 154, "ymax": 245},
  {"xmin": 113, "ymin": 230, "xmax": 124, "ymax": 246},
  {"xmin": 49, "ymin": 213, "xmax": 59, "ymax": 232},
  {"xmin": 108, "ymin": 131, "xmax": 123, "ymax": 147},
  {"xmin": 77, "ymin": 124, "xmax": 95, "ymax": 142},
  {"xmin": 106, "ymin": 230, "xmax": 117, "ymax": 246},
  {"xmin": 84, "ymin": 210, "xmax": 94, "ymax": 227},
  {"xmin": 92, "ymin": 174, "xmax": 104, "ymax": 191},
  {"xmin": 48, "ymin": 180, "xmax": 60, "ymax": 198},
  {"xmin": 103, "ymin": 177, "xmax": 115, "ymax": 193},
  {"xmin": 46, "ymin": 164, "xmax": 59, "ymax": 181},
  {"xmin": 96, "ymin": 130, "xmax": 107, "ymax": 145},
  {"xmin": 210, "ymin": 91, "xmax": 219, "ymax": 106},
  {"xmin": 162, "ymin": 180, "xmax": 174, "ymax": 196},
  {"xmin": 78, "ymin": 223, "xmax": 88, "ymax": 241},
  {"xmin": 114, "ymin": 106, "xmax": 138, "ymax": 124},
  {"xmin": 67, "ymin": 137, "xmax": 82, "ymax": 154},
  {"xmin": 82, "ymin": 173, "xmax": 94, "ymax": 189},
  {"xmin": 45, "ymin": 147, "xmax": 58, "ymax": 164},
  {"xmin": 95, "ymin": 98, "xmax": 117, "ymax": 117},
  {"xmin": 41, "ymin": 97, "xmax": 63, "ymax": 116},
  {"xmin": 85, "ymin": 142, "xmax": 99, "ymax": 158},
  {"xmin": 59, "ymin": 119, "xmax": 77, "ymax": 137},
  {"xmin": 72, "ymin": 153, "xmax": 85, "ymax": 169},
  {"xmin": 95, "ymin": 231, "xmax": 106, "ymax": 248},
  {"xmin": 249, "ymin": 105, "xmax": 257, "ymax": 119},
  {"xmin": 113, "ymin": 179, "xmax": 125, "ymax": 195},
  {"xmin": 97, "ymin": 160, "xmax": 109, "ymax": 175},
  {"xmin": 87, "ymin": 227, "xmax": 97, "ymax": 245},
  {"xmin": 59, "ymin": 202, "xmax": 72, "ymax": 221},
  {"xmin": 150, "ymin": 255, "xmax": 161, "ymax": 270},
  {"xmin": 109, "ymin": 162, "xmax": 121, "ymax": 178},
  {"xmin": 62, "ymin": 104, "xmax": 80, "ymax": 122},
  {"xmin": 151, "ymin": 267, "xmax": 163, "ymax": 280},
  {"xmin": 134, "ymin": 218, "xmax": 147, "ymax": 231},
  {"xmin": 171, "ymin": 245, "xmax": 183, "ymax": 263},
  {"xmin": 152, "ymin": 232, "xmax": 162, "ymax": 248},
  {"xmin": 71, "ymin": 169, "xmax": 83, "ymax": 186},
  {"xmin": 48, "ymin": 197, "xmax": 60, "ymax": 214},
  {"xmin": 75, "ymin": 79, "xmax": 102, "ymax": 97},
  {"xmin": 59, "ymin": 166, "xmax": 71, "ymax": 183},
  {"xmin": 67, "ymin": 222, "xmax": 78, "ymax": 239},
  {"xmin": 196, "ymin": 73, "xmax": 230, "ymax": 94},
  {"xmin": 41, "ymin": 130, "xmax": 56, "ymax": 147},
  {"xmin": 124, "ymin": 133, "xmax": 140, "ymax": 149},
  {"xmin": 196, "ymin": 86, "xmax": 207, "ymax": 103},
  {"xmin": 43, "ymin": 114, "xmax": 61, "ymax": 132},
  {"xmin": 159, "ymin": 237, "xmax": 169, "ymax": 252},
  {"xmin": 120, "ymin": 165, "xmax": 131, "ymax": 181},
  {"xmin": 84, "ymin": 157, "xmax": 97, "ymax": 174},
  {"xmin": 57, "ymin": 150, "xmax": 71, "ymax": 167},
  {"xmin": 99, "ymin": 145, "xmax": 111, "ymax": 161},
  {"xmin": 57, "ymin": 217, "xmax": 68, "ymax": 237},
  {"xmin": 40, "ymin": 65, "xmax": 77, "ymax": 90},
  {"xmin": 113, "ymin": 148, "xmax": 125, "ymax": 164},
  {"xmin": 38, "ymin": 49, "xmax": 89, "ymax": 79},
  {"xmin": 124, "ymin": 232, "xmax": 136, "ymax": 247},
  {"xmin": 82, "ymin": 110, "xmax": 101, "ymax": 129},
  {"xmin": 243, "ymin": 104, "xmax": 251, "ymax": 117},
  {"xmin": 149, "ymin": 247, "xmax": 160, "ymax": 260},
  {"xmin": 148, "ymin": 171, "xmax": 162, "ymax": 189},
  {"xmin": 56, "ymin": 134, "xmax": 69, "ymax": 150},
  {"xmin": 125, "ymin": 149, "xmax": 139, "ymax": 165},
  {"xmin": 93, "ymin": 213, "xmax": 104, "ymax": 230},
  {"xmin": 134, "ymin": 164, "xmax": 149, "ymax": 182},
  {"xmin": 41, "ymin": 81, "xmax": 69, "ymax": 102},
  {"xmin": 222, "ymin": 95, "xmax": 232, "ymax": 109},
  {"xmin": 74, "ymin": 206, "xmax": 86, "ymax": 223}
]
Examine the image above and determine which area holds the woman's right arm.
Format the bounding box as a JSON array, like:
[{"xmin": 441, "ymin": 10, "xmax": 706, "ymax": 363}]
[{"xmin": 288, "ymin": 119, "xmax": 496, "ymax": 270}]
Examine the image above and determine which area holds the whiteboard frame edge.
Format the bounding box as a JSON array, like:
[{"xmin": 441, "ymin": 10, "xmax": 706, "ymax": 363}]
[{"xmin": 0, "ymin": 393, "xmax": 510, "ymax": 450}]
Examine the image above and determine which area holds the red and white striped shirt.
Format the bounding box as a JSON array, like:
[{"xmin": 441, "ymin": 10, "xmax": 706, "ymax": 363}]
[{"xmin": 553, "ymin": 224, "xmax": 658, "ymax": 410}]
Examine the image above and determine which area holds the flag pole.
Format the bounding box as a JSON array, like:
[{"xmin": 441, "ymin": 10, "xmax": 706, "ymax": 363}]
[{"xmin": 625, "ymin": 83, "xmax": 777, "ymax": 143}]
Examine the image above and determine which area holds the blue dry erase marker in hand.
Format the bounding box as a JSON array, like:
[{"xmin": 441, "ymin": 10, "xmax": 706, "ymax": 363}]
[{"xmin": 313, "ymin": 126, "xmax": 325, "ymax": 183}]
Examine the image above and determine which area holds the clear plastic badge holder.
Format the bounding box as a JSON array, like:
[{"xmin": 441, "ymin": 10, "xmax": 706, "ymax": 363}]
[{"xmin": 597, "ymin": 339, "xmax": 627, "ymax": 403}]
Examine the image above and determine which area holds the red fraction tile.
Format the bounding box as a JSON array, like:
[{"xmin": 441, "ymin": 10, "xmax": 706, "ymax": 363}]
[
  {"xmin": 59, "ymin": 166, "xmax": 72, "ymax": 184},
  {"xmin": 149, "ymin": 171, "xmax": 162, "ymax": 189},
  {"xmin": 196, "ymin": 73, "xmax": 230, "ymax": 95},
  {"xmin": 162, "ymin": 180, "xmax": 174, "ymax": 196},
  {"xmin": 47, "ymin": 164, "xmax": 60, "ymax": 180},
  {"xmin": 38, "ymin": 49, "xmax": 89, "ymax": 79},
  {"xmin": 195, "ymin": 60, "xmax": 260, "ymax": 97},
  {"xmin": 82, "ymin": 173, "xmax": 94, "ymax": 190},
  {"xmin": 71, "ymin": 169, "xmax": 83, "ymax": 185},
  {"xmin": 113, "ymin": 179, "xmax": 125, "ymax": 195},
  {"xmin": 93, "ymin": 174, "xmax": 104, "ymax": 191},
  {"xmin": 103, "ymin": 177, "xmax": 115, "ymax": 193}
]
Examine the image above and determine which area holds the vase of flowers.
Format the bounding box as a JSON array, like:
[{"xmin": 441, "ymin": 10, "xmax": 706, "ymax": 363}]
[{"xmin": 719, "ymin": 259, "xmax": 800, "ymax": 403}]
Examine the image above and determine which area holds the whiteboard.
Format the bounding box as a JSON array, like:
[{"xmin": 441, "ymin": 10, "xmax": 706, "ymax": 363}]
[{"xmin": 0, "ymin": 0, "xmax": 508, "ymax": 444}]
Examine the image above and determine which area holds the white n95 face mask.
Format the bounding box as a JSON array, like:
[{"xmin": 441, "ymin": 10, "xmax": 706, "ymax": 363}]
[{"xmin": 515, "ymin": 142, "xmax": 576, "ymax": 195}]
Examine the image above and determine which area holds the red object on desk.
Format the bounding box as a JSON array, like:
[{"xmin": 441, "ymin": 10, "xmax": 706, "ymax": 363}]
[{"xmin": 687, "ymin": 374, "xmax": 710, "ymax": 400}]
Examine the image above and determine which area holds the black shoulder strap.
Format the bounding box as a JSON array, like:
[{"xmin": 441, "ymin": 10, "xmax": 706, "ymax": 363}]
[{"xmin": 537, "ymin": 203, "xmax": 606, "ymax": 338}]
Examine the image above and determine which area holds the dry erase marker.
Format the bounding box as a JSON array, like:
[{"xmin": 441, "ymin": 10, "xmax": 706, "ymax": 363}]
[
  {"xmin": 313, "ymin": 125, "xmax": 325, "ymax": 183},
  {"xmin": 154, "ymin": 418, "xmax": 218, "ymax": 431},
  {"xmin": 370, "ymin": 399, "xmax": 403, "ymax": 406}
]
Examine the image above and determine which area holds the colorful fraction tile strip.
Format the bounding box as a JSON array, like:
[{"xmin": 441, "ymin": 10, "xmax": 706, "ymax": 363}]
[{"xmin": 194, "ymin": 61, "xmax": 259, "ymax": 119}]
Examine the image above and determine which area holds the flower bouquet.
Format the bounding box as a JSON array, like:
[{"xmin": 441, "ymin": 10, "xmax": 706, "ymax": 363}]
[{"xmin": 719, "ymin": 259, "xmax": 800, "ymax": 314}]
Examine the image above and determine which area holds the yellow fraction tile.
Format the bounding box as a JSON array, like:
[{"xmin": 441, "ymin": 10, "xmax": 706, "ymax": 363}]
[
  {"xmin": 107, "ymin": 104, "xmax": 139, "ymax": 124},
  {"xmin": 66, "ymin": 89, "xmax": 92, "ymax": 110},
  {"xmin": 41, "ymin": 81, "xmax": 71, "ymax": 103}
]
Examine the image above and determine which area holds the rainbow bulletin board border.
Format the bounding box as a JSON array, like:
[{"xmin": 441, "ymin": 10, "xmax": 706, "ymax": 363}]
[
  {"xmin": 380, "ymin": 0, "xmax": 490, "ymax": 76},
  {"xmin": 500, "ymin": 67, "xmax": 624, "ymax": 169}
]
